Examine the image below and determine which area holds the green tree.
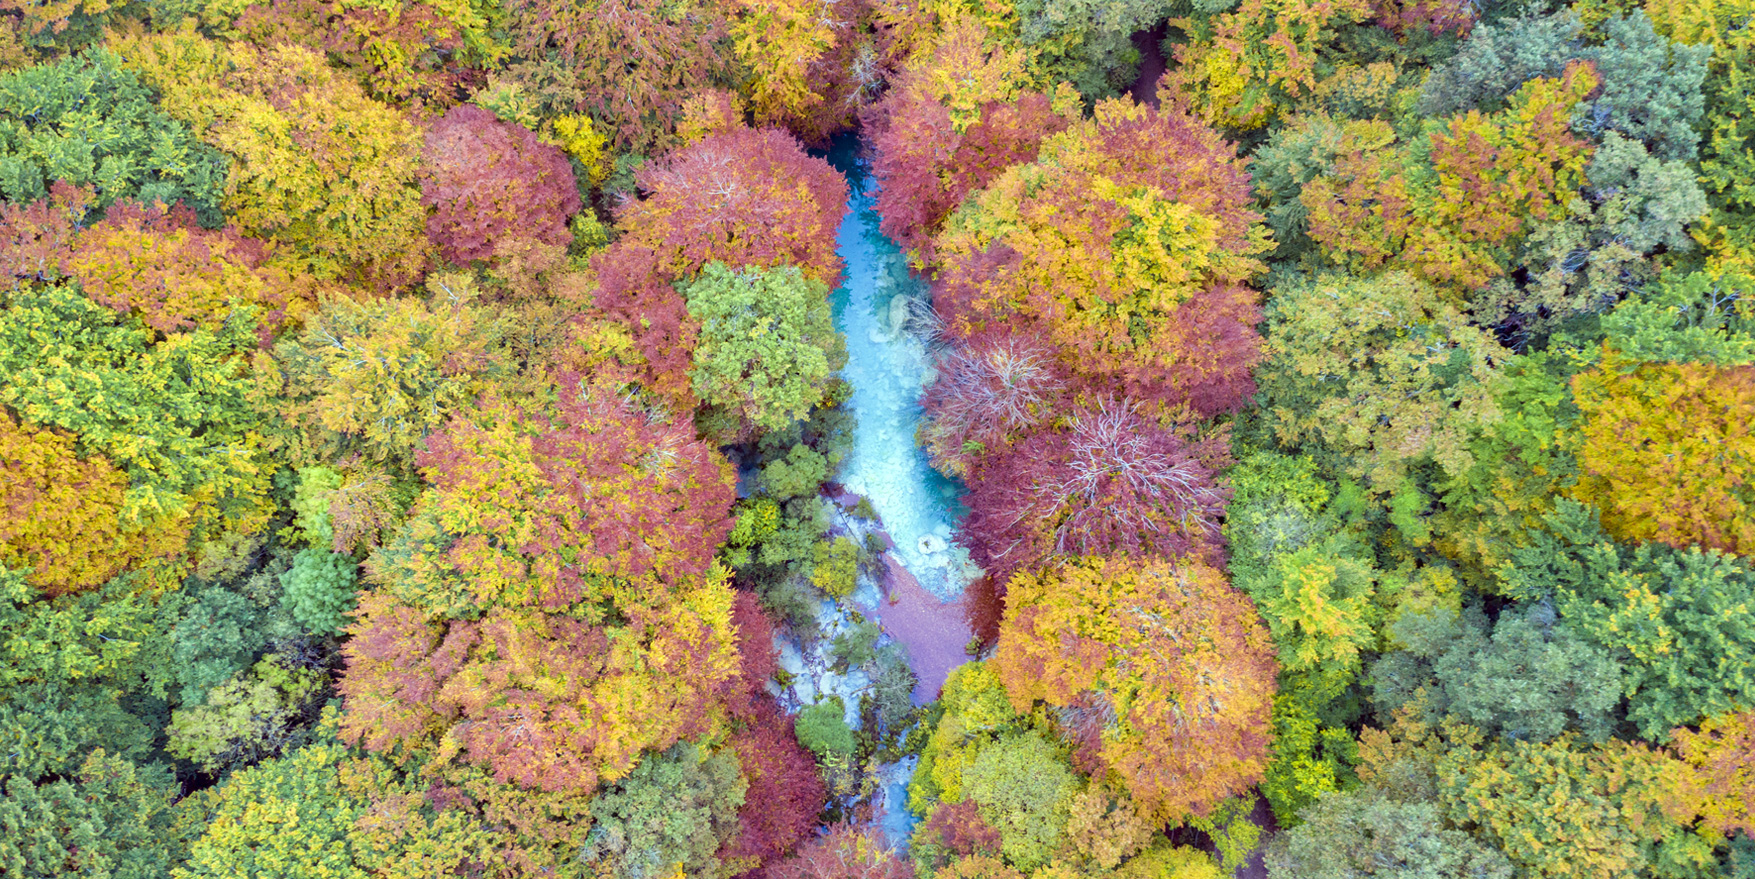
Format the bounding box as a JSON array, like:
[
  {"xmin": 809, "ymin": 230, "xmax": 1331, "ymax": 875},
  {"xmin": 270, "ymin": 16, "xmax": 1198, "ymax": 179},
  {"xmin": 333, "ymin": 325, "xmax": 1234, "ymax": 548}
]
[
  {"xmin": 683, "ymin": 262, "xmax": 847, "ymax": 438},
  {"xmin": 1434, "ymin": 608, "xmax": 1623, "ymax": 744},
  {"xmin": 278, "ymin": 549, "xmax": 359, "ymax": 636},
  {"xmin": 161, "ymin": 575, "xmax": 297, "ymax": 708},
  {"xmin": 0, "ymin": 49, "xmax": 228, "ymax": 225},
  {"xmin": 583, "ymin": 742, "xmax": 747, "ymax": 879},
  {"xmin": 1242, "ymin": 542, "xmax": 1381, "ymax": 705},
  {"xmin": 961, "ymin": 730, "xmax": 1082, "ymax": 871},
  {"xmin": 1370, "ymin": 604, "xmax": 1624, "ymax": 744},
  {"xmin": 1256, "ymin": 271, "xmax": 1508, "ymax": 505},
  {"xmin": 0, "ymin": 283, "xmax": 275, "ymax": 544},
  {"xmin": 1416, "ymin": 8, "xmax": 1583, "ymax": 118},
  {"xmin": 167, "ymin": 655, "xmax": 326, "ymax": 775},
  {"xmin": 1584, "ymin": 11, "xmax": 1711, "ymax": 161},
  {"xmin": 795, "ymin": 697, "xmax": 856, "ymax": 761},
  {"xmin": 1595, "ymin": 268, "xmax": 1755, "ymax": 367},
  {"xmin": 0, "ymin": 570, "xmax": 172, "ymax": 779},
  {"xmin": 176, "ymin": 740, "xmax": 369, "ymax": 879},
  {"xmin": 1013, "ymin": 0, "xmax": 1178, "ymax": 98},
  {"xmin": 0, "ymin": 750, "xmax": 191, "ymax": 878},
  {"xmin": 1500, "ymin": 500, "xmax": 1755, "ymax": 740},
  {"xmin": 1266, "ymin": 789, "xmax": 1513, "ymax": 879}
]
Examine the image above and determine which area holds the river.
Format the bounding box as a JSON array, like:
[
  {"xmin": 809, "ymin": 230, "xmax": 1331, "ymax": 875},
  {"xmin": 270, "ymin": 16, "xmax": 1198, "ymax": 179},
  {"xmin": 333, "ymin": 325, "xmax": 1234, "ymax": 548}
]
[{"xmin": 820, "ymin": 133, "xmax": 979, "ymax": 848}]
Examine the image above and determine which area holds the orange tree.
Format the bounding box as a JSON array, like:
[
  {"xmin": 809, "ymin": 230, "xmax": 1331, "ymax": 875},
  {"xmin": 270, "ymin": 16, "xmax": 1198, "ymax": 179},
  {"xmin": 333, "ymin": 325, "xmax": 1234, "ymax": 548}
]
[
  {"xmin": 993, "ymin": 556, "xmax": 1278, "ymax": 823},
  {"xmin": 338, "ymin": 378, "xmax": 741, "ymax": 793}
]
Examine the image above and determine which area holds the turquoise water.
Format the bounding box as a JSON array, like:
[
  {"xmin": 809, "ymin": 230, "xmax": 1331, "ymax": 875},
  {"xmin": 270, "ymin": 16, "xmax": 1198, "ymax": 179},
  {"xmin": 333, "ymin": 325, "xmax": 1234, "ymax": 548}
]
[
  {"xmin": 823, "ymin": 136, "xmax": 976, "ymax": 602},
  {"xmin": 820, "ymin": 133, "xmax": 973, "ymax": 852}
]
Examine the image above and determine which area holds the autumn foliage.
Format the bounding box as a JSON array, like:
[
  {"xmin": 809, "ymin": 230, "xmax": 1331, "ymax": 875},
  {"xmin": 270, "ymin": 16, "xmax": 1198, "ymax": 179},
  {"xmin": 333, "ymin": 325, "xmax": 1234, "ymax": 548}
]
[
  {"xmin": 338, "ymin": 378, "xmax": 742, "ymax": 790},
  {"xmin": 1570, "ymin": 356, "xmax": 1755, "ymax": 556},
  {"xmin": 1302, "ymin": 62, "xmax": 1599, "ymax": 290},
  {"xmin": 338, "ymin": 586, "xmax": 739, "ymax": 793},
  {"xmin": 370, "ymin": 380, "xmax": 736, "ymax": 616},
  {"xmin": 421, "ymin": 105, "xmax": 581, "ymax": 265},
  {"xmin": 731, "ymin": 0, "xmax": 868, "ymax": 142},
  {"xmin": 868, "ymin": 85, "xmax": 1070, "ymax": 263},
  {"xmin": 499, "ymin": 0, "xmax": 736, "ymax": 153},
  {"xmin": 65, "ymin": 201, "xmax": 300, "ymax": 333},
  {"xmin": 767, "ymin": 823, "xmax": 915, "ymax": 879},
  {"xmin": 613, "ymin": 125, "xmax": 847, "ymax": 286},
  {"xmin": 721, "ymin": 700, "xmax": 830, "ymax": 870},
  {"xmin": 994, "ymin": 556, "xmax": 1278, "ymax": 823},
  {"xmin": 1672, "ymin": 709, "xmax": 1755, "ymax": 840},
  {"xmin": 230, "ymin": 0, "xmax": 493, "ymax": 109},
  {"xmin": 0, "ymin": 187, "xmax": 300, "ymax": 333},
  {"xmin": 587, "ymin": 125, "xmax": 846, "ymax": 409},
  {"xmin": 919, "ymin": 329, "xmax": 1068, "ymax": 478},
  {"xmin": 960, "ymin": 402, "xmax": 1231, "ymax": 584},
  {"xmin": 0, "ymin": 181, "xmax": 88, "ymax": 281},
  {"xmin": 931, "ymin": 98, "xmax": 1269, "ymax": 415},
  {"xmin": 1172, "ymin": 0, "xmax": 1373, "ymax": 132},
  {"xmin": 113, "ymin": 33, "xmax": 432, "ymax": 288},
  {"xmin": 0, "ymin": 413, "xmax": 171, "ymax": 595}
]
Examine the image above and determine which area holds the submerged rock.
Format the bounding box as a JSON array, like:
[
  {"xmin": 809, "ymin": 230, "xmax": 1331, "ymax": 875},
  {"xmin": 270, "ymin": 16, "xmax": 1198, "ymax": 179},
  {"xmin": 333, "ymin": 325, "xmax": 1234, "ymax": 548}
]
[{"xmin": 888, "ymin": 294, "xmax": 912, "ymax": 338}]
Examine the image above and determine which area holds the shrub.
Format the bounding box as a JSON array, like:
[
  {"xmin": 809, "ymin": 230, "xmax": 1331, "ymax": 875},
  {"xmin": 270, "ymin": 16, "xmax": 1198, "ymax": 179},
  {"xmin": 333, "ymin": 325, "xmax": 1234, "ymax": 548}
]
[
  {"xmin": 796, "ymin": 697, "xmax": 855, "ymax": 760},
  {"xmin": 278, "ymin": 549, "xmax": 359, "ymax": 636}
]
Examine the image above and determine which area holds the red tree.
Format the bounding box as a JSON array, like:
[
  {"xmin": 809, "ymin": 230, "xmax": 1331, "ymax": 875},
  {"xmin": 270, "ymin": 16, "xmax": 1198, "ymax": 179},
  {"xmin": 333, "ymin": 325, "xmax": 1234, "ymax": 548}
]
[
  {"xmin": 728, "ymin": 590, "xmax": 781, "ymax": 718},
  {"xmin": 341, "ymin": 377, "xmax": 743, "ymax": 790},
  {"xmin": 1371, "ymin": 0, "xmax": 1476, "ymax": 37},
  {"xmin": 579, "ymin": 244, "xmax": 702, "ymax": 412},
  {"xmin": 766, "ymin": 823, "xmax": 914, "ymax": 879},
  {"xmin": 913, "ymin": 801, "xmax": 1003, "ymax": 873},
  {"xmin": 959, "ymin": 401, "xmax": 1231, "ymax": 585},
  {"xmin": 918, "ymin": 328, "xmax": 1068, "ymax": 478},
  {"xmin": 613, "ymin": 125, "xmax": 848, "ymax": 286},
  {"xmin": 868, "ymin": 90, "xmax": 1068, "ymax": 264},
  {"xmin": 232, "ymin": 0, "xmax": 485, "ymax": 109},
  {"xmin": 0, "ymin": 182, "xmax": 87, "ymax": 282},
  {"xmin": 422, "ymin": 105, "xmax": 581, "ymax": 266},
  {"xmin": 721, "ymin": 699, "xmax": 829, "ymax": 872}
]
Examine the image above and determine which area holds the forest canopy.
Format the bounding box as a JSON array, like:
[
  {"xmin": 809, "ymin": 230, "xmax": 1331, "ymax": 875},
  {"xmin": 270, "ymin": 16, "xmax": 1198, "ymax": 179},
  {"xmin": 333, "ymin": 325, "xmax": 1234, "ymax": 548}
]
[{"xmin": 0, "ymin": 1, "xmax": 1751, "ymax": 878}]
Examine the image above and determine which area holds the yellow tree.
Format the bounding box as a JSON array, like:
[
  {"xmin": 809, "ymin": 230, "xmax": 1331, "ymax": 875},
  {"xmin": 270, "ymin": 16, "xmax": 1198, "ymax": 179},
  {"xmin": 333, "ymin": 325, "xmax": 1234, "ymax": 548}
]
[
  {"xmin": 112, "ymin": 32, "xmax": 432, "ymax": 289},
  {"xmin": 1570, "ymin": 355, "xmax": 1755, "ymax": 556},
  {"xmin": 932, "ymin": 97, "xmax": 1271, "ymax": 414},
  {"xmin": 0, "ymin": 413, "xmax": 177, "ymax": 595}
]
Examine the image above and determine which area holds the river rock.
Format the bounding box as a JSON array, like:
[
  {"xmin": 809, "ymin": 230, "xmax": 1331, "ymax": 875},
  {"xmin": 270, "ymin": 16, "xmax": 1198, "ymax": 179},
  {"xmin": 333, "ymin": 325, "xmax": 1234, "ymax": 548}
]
[
  {"xmin": 918, "ymin": 534, "xmax": 947, "ymax": 555},
  {"xmin": 888, "ymin": 295, "xmax": 912, "ymax": 337}
]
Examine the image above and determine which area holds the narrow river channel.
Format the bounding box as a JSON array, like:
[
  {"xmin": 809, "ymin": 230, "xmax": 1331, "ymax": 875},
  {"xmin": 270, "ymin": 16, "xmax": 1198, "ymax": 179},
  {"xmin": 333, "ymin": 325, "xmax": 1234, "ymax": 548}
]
[{"xmin": 818, "ymin": 134, "xmax": 981, "ymax": 848}]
